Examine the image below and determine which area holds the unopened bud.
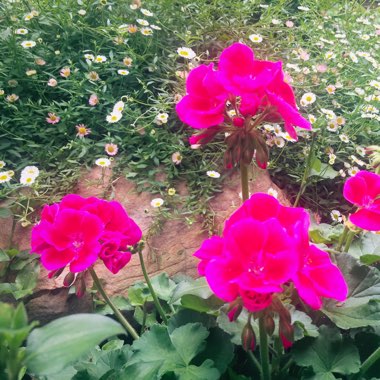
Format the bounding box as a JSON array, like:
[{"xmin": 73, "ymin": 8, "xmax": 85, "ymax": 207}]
[
  {"xmin": 264, "ymin": 314, "xmax": 275, "ymax": 336},
  {"xmin": 75, "ymin": 276, "xmax": 86, "ymax": 298},
  {"xmin": 63, "ymin": 271, "xmax": 76, "ymax": 287},
  {"xmin": 227, "ymin": 304, "xmax": 243, "ymax": 322},
  {"xmin": 48, "ymin": 267, "xmax": 65, "ymax": 279},
  {"xmin": 279, "ymin": 317, "xmax": 294, "ymax": 344},
  {"xmin": 232, "ymin": 117, "xmax": 245, "ymax": 127},
  {"xmin": 241, "ymin": 322, "xmax": 256, "ymax": 352}
]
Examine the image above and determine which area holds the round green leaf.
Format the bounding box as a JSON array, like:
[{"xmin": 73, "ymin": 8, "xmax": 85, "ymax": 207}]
[{"xmin": 25, "ymin": 314, "xmax": 124, "ymax": 376}]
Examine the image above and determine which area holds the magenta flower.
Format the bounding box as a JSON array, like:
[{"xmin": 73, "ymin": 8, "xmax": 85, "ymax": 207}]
[
  {"xmin": 99, "ymin": 241, "xmax": 132, "ymax": 274},
  {"xmin": 194, "ymin": 193, "xmax": 348, "ymax": 312},
  {"xmin": 32, "ymin": 207, "xmax": 103, "ymax": 272},
  {"xmin": 293, "ymin": 245, "xmax": 348, "ymax": 309},
  {"xmin": 195, "ymin": 194, "xmax": 306, "ymax": 312},
  {"xmin": 32, "ymin": 195, "xmax": 142, "ymax": 274},
  {"xmin": 176, "ymin": 42, "xmax": 311, "ymax": 169},
  {"xmin": 176, "ymin": 64, "xmax": 228, "ymax": 129},
  {"xmin": 343, "ymin": 170, "xmax": 380, "ymax": 231}
]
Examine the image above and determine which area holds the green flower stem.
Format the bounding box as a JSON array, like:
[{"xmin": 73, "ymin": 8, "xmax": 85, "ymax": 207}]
[
  {"xmin": 248, "ymin": 350, "xmax": 262, "ymax": 375},
  {"xmin": 343, "ymin": 230, "xmax": 355, "ymax": 253},
  {"xmin": 89, "ymin": 268, "xmax": 139, "ymax": 340},
  {"xmin": 240, "ymin": 162, "xmax": 250, "ymax": 202},
  {"xmin": 272, "ymin": 335, "xmax": 282, "ymax": 375},
  {"xmin": 293, "ymin": 133, "xmax": 316, "ymax": 207},
  {"xmin": 356, "ymin": 346, "xmax": 380, "ymax": 379},
  {"xmin": 138, "ymin": 250, "xmax": 169, "ymax": 324},
  {"xmin": 259, "ymin": 317, "xmax": 271, "ymax": 380},
  {"xmin": 337, "ymin": 225, "xmax": 349, "ymax": 252}
]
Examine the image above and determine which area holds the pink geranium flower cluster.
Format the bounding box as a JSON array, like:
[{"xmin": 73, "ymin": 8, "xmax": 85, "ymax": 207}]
[
  {"xmin": 343, "ymin": 170, "xmax": 380, "ymax": 231},
  {"xmin": 176, "ymin": 43, "xmax": 311, "ymax": 168},
  {"xmin": 31, "ymin": 194, "xmax": 142, "ymax": 274},
  {"xmin": 195, "ymin": 193, "xmax": 348, "ymax": 311}
]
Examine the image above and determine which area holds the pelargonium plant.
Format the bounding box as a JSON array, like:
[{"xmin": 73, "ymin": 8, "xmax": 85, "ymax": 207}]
[
  {"xmin": 31, "ymin": 194, "xmax": 142, "ymax": 275},
  {"xmin": 31, "ymin": 194, "xmax": 168, "ymax": 339},
  {"xmin": 343, "ymin": 170, "xmax": 380, "ymax": 231},
  {"xmin": 176, "ymin": 43, "xmax": 311, "ymax": 171},
  {"xmin": 194, "ymin": 193, "xmax": 348, "ymax": 356}
]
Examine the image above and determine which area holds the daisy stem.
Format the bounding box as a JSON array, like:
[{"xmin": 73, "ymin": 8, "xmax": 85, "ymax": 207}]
[
  {"xmin": 89, "ymin": 268, "xmax": 139, "ymax": 340},
  {"xmin": 240, "ymin": 161, "xmax": 250, "ymax": 202},
  {"xmin": 138, "ymin": 249, "xmax": 169, "ymax": 324},
  {"xmin": 259, "ymin": 317, "xmax": 271, "ymax": 380},
  {"xmin": 293, "ymin": 133, "xmax": 316, "ymax": 207}
]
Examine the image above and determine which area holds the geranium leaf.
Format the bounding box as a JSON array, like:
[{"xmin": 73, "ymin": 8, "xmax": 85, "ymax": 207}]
[
  {"xmin": 25, "ymin": 314, "xmax": 124, "ymax": 376},
  {"xmin": 287, "ymin": 305, "xmax": 319, "ymax": 340},
  {"xmin": 170, "ymin": 277, "xmax": 214, "ymax": 303},
  {"xmin": 122, "ymin": 323, "xmax": 220, "ymax": 380},
  {"xmin": 292, "ymin": 326, "xmax": 360, "ymax": 376},
  {"xmin": 321, "ymin": 254, "xmax": 380, "ymax": 328},
  {"xmin": 348, "ymin": 233, "xmax": 380, "ymax": 264},
  {"xmin": 150, "ymin": 273, "xmax": 177, "ymax": 301}
]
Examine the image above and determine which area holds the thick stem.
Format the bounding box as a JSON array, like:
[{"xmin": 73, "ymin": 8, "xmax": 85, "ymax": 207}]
[
  {"xmin": 358, "ymin": 346, "xmax": 380, "ymax": 378},
  {"xmin": 272, "ymin": 336, "xmax": 282, "ymax": 375},
  {"xmin": 343, "ymin": 230, "xmax": 355, "ymax": 253},
  {"xmin": 89, "ymin": 268, "xmax": 139, "ymax": 340},
  {"xmin": 240, "ymin": 162, "xmax": 250, "ymax": 202},
  {"xmin": 337, "ymin": 225, "xmax": 349, "ymax": 251},
  {"xmin": 259, "ymin": 317, "xmax": 271, "ymax": 380},
  {"xmin": 138, "ymin": 250, "xmax": 168, "ymax": 324}
]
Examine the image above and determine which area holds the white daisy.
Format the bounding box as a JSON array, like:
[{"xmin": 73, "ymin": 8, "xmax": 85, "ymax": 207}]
[
  {"xmin": 21, "ymin": 40, "xmax": 36, "ymax": 48},
  {"xmin": 207, "ymin": 171, "xmax": 221, "ymax": 178},
  {"xmin": 249, "ymin": 34, "xmax": 263, "ymax": 43},
  {"xmin": 150, "ymin": 198, "xmax": 164, "ymax": 208},
  {"xmin": 95, "ymin": 157, "xmax": 111, "ymax": 167},
  {"xmin": 177, "ymin": 47, "xmax": 196, "ymax": 59},
  {"xmin": 106, "ymin": 112, "xmax": 122, "ymax": 123}
]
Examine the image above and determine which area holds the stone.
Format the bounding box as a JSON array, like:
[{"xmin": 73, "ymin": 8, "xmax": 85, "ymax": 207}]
[{"xmin": 0, "ymin": 166, "xmax": 287, "ymax": 322}]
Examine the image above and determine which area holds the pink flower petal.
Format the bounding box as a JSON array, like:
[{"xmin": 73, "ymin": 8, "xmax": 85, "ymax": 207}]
[{"xmin": 350, "ymin": 208, "xmax": 380, "ymax": 231}]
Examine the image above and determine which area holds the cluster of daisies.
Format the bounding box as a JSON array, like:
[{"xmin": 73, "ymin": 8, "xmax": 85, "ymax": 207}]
[
  {"xmin": 0, "ymin": 161, "xmax": 40, "ymax": 186},
  {"xmin": 118, "ymin": 6, "xmax": 161, "ymax": 38}
]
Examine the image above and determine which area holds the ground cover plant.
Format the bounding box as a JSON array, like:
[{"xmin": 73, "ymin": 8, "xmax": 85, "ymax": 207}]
[{"xmin": 1, "ymin": 0, "xmax": 380, "ymax": 379}]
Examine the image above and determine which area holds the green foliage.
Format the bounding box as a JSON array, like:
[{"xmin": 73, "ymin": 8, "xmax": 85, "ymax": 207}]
[
  {"xmin": 292, "ymin": 326, "xmax": 361, "ymax": 379},
  {"xmin": 309, "ymin": 223, "xmax": 344, "ymax": 245},
  {"xmin": 322, "ymin": 254, "xmax": 380, "ymax": 329},
  {"xmin": 122, "ymin": 323, "xmax": 221, "ymax": 380},
  {"xmin": 25, "ymin": 314, "xmax": 124, "ymax": 376},
  {"xmin": 169, "ymin": 276, "xmax": 224, "ymax": 313},
  {"xmin": 349, "ymin": 233, "xmax": 380, "ymax": 265},
  {"xmin": 0, "ymin": 249, "xmax": 40, "ymax": 300},
  {"xmin": 0, "ymin": 302, "xmax": 36, "ymax": 380}
]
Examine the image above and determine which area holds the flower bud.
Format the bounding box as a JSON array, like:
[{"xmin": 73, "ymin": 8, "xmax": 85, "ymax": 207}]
[
  {"xmin": 241, "ymin": 322, "xmax": 256, "ymax": 352},
  {"xmin": 263, "ymin": 314, "xmax": 275, "ymax": 336},
  {"xmin": 75, "ymin": 276, "xmax": 86, "ymax": 298},
  {"xmin": 48, "ymin": 267, "xmax": 65, "ymax": 279},
  {"xmin": 63, "ymin": 271, "xmax": 76, "ymax": 287},
  {"xmin": 279, "ymin": 317, "xmax": 294, "ymax": 344},
  {"xmin": 227, "ymin": 304, "xmax": 243, "ymax": 322},
  {"xmin": 232, "ymin": 117, "xmax": 245, "ymax": 127}
]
